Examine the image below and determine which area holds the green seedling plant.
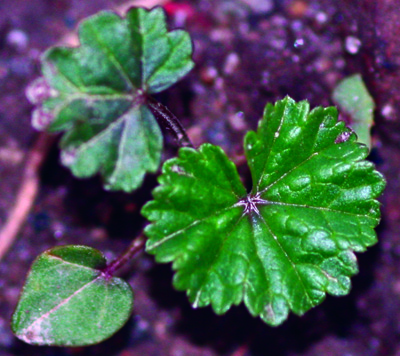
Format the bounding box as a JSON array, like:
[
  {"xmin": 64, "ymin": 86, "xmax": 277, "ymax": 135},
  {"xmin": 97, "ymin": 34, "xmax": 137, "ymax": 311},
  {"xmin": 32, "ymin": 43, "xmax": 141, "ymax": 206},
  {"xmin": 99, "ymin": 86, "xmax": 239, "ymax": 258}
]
[{"xmin": 12, "ymin": 6, "xmax": 385, "ymax": 347}]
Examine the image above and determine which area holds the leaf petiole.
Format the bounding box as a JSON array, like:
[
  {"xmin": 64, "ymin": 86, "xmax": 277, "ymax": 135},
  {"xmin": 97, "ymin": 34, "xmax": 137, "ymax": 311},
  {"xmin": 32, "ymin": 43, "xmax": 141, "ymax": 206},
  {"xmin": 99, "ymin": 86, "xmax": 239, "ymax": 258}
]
[
  {"xmin": 146, "ymin": 95, "xmax": 194, "ymax": 148},
  {"xmin": 102, "ymin": 234, "xmax": 146, "ymax": 278}
]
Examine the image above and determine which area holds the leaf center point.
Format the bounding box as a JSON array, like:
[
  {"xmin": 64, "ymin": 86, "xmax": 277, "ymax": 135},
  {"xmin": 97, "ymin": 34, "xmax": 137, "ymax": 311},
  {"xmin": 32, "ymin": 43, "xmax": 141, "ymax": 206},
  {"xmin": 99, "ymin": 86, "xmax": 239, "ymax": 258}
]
[{"xmin": 236, "ymin": 194, "xmax": 269, "ymax": 216}]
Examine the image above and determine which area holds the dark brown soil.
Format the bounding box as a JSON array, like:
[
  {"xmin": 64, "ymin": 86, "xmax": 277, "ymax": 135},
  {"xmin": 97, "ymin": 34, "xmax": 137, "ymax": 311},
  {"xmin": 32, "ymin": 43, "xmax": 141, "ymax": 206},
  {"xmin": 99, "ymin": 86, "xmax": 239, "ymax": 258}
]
[{"xmin": 1, "ymin": 1, "xmax": 399, "ymax": 355}]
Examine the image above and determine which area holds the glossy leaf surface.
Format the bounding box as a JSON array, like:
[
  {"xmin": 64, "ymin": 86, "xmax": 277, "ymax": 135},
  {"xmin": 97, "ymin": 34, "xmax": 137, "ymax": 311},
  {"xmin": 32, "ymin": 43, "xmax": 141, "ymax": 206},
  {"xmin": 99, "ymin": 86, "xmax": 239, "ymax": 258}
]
[
  {"xmin": 142, "ymin": 97, "xmax": 385, "ymax": 326},
  {"xmin": 29, "ymin": 7, "xmax": 194, "ymax": 191},
  {"xmin": 12, "ymin": 246, "xmax": 133, "ymax": 346}
]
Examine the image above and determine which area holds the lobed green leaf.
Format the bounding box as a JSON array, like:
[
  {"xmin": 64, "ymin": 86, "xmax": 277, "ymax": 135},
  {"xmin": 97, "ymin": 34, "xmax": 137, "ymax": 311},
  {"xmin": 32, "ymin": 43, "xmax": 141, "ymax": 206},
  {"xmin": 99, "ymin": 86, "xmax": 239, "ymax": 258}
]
[
  {"xmin": 12, "ymin": 246, "xmax": 133, "ymax": 346},
  {"xmin": 142, "ymin": 97, "xmax": 385, "ymax": 326},
  {"xmin": 29, "ymin": 7, "xmax": 194, "ymax": 191}
]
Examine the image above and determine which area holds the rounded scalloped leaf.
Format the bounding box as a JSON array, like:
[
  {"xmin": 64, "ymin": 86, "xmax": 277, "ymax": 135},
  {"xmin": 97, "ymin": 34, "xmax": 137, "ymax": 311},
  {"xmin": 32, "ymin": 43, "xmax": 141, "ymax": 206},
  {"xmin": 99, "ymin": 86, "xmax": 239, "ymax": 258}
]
[
  {"xmin": 28, "ymin": 7, "xmax": 194, "ymax": 192},
  {"xmin": 12, "ymin": 245, "xmax": 133, "ymax": 346},
  {"xmin": 142, "ymin": 97, "xmax": 385, "ymax": 326}
]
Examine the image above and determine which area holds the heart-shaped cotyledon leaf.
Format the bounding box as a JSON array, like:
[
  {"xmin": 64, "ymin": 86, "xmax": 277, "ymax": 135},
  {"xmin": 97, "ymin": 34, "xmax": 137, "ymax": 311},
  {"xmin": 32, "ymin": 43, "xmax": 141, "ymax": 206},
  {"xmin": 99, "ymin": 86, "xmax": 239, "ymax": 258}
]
[
  {"xmin": 142, "ymin": 97, "xmax": 385, "ymax": 326},
  {"xmin": 27, "ymin": 7, "xmax": 194, "ymax": 192},
  {"xmin": 12, "ymin": 245, "xmax": 133, "ymax": 346}
]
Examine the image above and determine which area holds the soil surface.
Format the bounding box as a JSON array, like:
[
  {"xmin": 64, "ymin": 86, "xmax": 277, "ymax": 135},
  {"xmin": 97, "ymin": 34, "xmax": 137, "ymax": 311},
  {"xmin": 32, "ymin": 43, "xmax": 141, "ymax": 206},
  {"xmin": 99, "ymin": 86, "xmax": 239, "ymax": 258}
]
[{"xmin": 1, "ymin": 0, "xmax": 399, "ymax": 355}]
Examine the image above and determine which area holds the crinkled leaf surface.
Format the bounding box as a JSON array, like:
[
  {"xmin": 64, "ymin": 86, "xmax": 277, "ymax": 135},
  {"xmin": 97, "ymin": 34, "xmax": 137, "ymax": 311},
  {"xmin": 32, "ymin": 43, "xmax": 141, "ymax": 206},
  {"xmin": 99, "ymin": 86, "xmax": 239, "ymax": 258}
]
[
  {"xmin": 142, "ymin": 97, "xmax": 385, "ymax": 326},
  {"xmin": 29, "ymin": 7, "xmax": 194, "ymax": 191},
  {"xmin": 12, "ymin": 245, "xmax": 133, "ymax": 346},
  {"xmin": 333, "ymin": 74, "xmax": 375, "ymax": 149}
]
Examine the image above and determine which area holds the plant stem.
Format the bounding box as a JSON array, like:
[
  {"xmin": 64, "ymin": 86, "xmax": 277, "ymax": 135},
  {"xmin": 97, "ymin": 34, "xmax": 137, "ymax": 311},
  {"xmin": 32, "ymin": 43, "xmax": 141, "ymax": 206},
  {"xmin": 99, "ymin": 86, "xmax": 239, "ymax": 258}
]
[
  {"xmin": 103, "ymin": 234, "xmax": 146, "ymax": 277},
  {"xmin": 146, "ymin": 95, "xmax": 194, "ymax": 148}
]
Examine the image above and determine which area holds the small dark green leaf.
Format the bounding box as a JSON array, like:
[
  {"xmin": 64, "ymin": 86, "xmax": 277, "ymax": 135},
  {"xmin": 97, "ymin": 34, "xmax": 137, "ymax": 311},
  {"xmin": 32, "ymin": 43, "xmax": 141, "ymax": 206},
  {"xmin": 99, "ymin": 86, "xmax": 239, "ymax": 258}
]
[
  {"xmin": 29, "ymin": 7, "xmax": 194, "ymax": 191},
  {"xmin": 142, "ymin": 97, "xmax": 385, "ymax": 326},
  {"xmin": 12, "ymin": 245, "xmax": 133, "ymax": 346}
]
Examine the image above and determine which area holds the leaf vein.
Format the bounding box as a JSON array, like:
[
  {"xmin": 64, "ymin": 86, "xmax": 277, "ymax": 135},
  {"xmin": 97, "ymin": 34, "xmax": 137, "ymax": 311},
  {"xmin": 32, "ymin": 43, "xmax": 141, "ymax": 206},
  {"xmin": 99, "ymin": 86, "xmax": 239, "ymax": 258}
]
[
  {"xmin": 193, "ymin": 214, "xmax": 245, "ymax": 308},
  {"xmin": 87, "ymin": 21, "xmax": 135, "ymax": 91},
  {"xmin": 147, "ymin": 31, "xmax": 185, "ymax": 85},
  {"xmin": 19, "ymin": 276, "xmax": 101, "ymax": 337},
  {"xmin": 147, "ymin": 205, "xmax": 239, "ymax": 250},
  {"xmin": 256, "ymin": 213, "xmax": 314, "ymax": 307},
  {"xmin": 256, "ymin": 100, "xmax": 288, "ymax": 192},
  {"xmin": 47, "ymin": 254, "xmax": 102, "ymax": 272},
  {"xmin": 266, "ymin": 201, "xmax": 377, "ymax": 221},
  {"xmin": 258, "ymin": 152, "xmax": 318, "ymax": 196}
]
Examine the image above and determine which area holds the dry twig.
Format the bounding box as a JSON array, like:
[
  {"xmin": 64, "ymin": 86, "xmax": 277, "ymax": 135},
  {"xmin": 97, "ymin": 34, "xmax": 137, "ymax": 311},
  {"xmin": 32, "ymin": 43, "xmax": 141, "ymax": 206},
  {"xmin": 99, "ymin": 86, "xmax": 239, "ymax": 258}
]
[{"xmin": 0, "ymin": 133, "xmax": 54, "ymax": 261}]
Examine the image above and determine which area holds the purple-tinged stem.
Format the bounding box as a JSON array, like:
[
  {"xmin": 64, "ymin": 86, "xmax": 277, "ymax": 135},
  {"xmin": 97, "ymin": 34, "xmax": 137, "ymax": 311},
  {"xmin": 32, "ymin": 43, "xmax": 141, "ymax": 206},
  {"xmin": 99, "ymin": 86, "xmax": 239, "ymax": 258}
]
[
  {"xmin": 146, "ymin": 95, "xmax": 194, "ymax": 148},
  {"xmin": 103, "ymin": 235, "xmax": 146, "ymax": 277}
]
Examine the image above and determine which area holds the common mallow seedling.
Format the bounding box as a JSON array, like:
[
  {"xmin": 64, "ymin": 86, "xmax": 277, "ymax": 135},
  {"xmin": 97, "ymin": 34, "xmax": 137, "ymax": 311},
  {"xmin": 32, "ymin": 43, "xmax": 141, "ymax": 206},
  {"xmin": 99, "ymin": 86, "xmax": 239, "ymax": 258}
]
[
  {"xmin": 28, "ymin": 6, "xmax": 194, "ymax": 192},
  {"xmin": 12, "ymin": 6, "xmax": 385, "ymax": 347},
  {"xmin": 143, "ymin": 98, "xmax": 384, "ymax": 326}
]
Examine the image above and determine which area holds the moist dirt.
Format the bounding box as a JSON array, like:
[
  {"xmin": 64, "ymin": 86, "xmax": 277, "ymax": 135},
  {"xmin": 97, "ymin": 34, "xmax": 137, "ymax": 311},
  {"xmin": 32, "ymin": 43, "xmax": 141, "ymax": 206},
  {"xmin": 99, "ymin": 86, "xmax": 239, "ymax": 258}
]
[{"xmin": 0, "ymin": 1, "xmax": 399, "ymax": 355}]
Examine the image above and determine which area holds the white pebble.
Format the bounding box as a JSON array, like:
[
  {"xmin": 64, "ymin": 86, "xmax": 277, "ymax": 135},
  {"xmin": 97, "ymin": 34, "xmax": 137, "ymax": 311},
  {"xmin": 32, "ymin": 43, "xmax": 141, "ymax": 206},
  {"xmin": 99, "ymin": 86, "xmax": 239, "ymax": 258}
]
[
  {"xmin": 345, "ymin": 36, "xmax": 362, "ymax": 55},
  {"xmin": 294, "ymin": 38, "xmax": 304, "ymax": 48},
  {"xmin": 6, "ymin": 29, "xmax": 28, "ymax": 51},
  {"xmin": 381, "ymin": 104, "xmax": 394, "ymax": 119},
  {"xmin": 223, "ymin": 52, "xmax": 240, "ymax": 74},
  {"xmin": 315, "ymin": 11, "xmax": 328, "ymax": 24}
]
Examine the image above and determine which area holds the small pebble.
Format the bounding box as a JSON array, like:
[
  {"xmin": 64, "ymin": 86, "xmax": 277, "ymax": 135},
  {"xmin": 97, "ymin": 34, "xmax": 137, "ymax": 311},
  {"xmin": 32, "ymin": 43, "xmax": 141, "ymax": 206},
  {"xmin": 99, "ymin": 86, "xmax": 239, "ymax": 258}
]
[
  {"xmin": 90, "ymin": 227, "xmax": 108, "ymax": 241},
  {"xmin": 261, "ymin": 70, "xmax": 270, "ymax": 85},
  {"xmin": 270, "ymin": 38, "xmax": 286, "ymax": 50},
  {"xmin": 186, "ymin": 125, "xmax": 203, "ymax": 147},
  {"xmin": 345, "ymin": 36, "xmax": 362, "ymax": 54},
  {"xmin": 228, "ymin": 111, "xmax": 246, "ymax": 131},
  {"xmin": 223, "ymin": 52, "xmax": 240, "ymax": 74},
  {"xmin": 334, "ymin": 58, "xmax": 346, "ymax": 69},
  {"xmin": 6, "ymin": 29, "xmax": 28, "ymax": 51},
  {"xmin": 292, "ymin": 55, "xmax": 300, "ymax": 63},
  {"xmin": 294, "ymin": 38, "xmax": 304, "ymax": 48},
  {"xmin": 288, "ymin": 0, "xmax": 308, "ymax": 17},
  {"xmin": 381, "ymin": 103, "xmax": 394, "ymax": 119},
  {"xmin": 314, "ymin": 58, "xmax": 330, "ymax": 72},
  {"xmin": 210, "ymin": 28, "xmax": 233, "ymax": 42},
  {"xmin": 291, "ymin": 19, "xmax": 303, "ymax": 31},
  {"xmin": 214, "ymin": 77, "xmax": 225, "ymax": 90},
  {"xmin": 315, "ymin": 11, "xmax": 328, "ymax": 24},
  {"xmin": 52, "ymin": 221, "xmax": 66, "ymax": 240},
  {"xmin": 200, "ymin": 67, "xmax": 218, "ymax": 85}
]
